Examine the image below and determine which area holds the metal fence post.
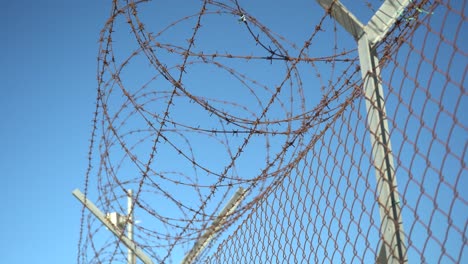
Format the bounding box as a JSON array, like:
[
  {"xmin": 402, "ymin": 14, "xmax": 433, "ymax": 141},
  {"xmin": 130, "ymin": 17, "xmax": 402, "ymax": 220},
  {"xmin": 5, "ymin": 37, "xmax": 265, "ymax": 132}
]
[
  {"xmin": 357, "ymin": 34, "xmax": 407, "ymax": 264},
  {"xmin": 72, "ymin": 189, "xmax": 154, "ymax": 264},
  {"xmin": 127, "ymin": 189, "xmax": 136, "ymax": 264},
  {"xmin": 314, "ymin": 1, "xmax": 409, "ymax": 263},
  {"xmin": 181, "ymin": 187, "xmax": 248, "ymax": 264}
]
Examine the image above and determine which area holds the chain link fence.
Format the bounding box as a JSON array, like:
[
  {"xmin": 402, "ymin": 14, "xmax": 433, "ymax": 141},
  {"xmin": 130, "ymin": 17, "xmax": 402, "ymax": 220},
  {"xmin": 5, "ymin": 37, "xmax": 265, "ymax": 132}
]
[{"xmin": 77, "ymin": 0, "xmax": 466, "ymax": 263}]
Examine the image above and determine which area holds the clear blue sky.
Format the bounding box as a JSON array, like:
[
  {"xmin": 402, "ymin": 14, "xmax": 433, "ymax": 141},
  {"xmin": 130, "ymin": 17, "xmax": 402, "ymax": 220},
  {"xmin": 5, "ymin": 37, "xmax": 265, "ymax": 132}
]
[
  {"xmin": 1, "ymin": 1, "xmax": 108, "ymax": 263},
  {"xmin": 0, "ymin": 1, "xmax": 365, "ymax": 262}
]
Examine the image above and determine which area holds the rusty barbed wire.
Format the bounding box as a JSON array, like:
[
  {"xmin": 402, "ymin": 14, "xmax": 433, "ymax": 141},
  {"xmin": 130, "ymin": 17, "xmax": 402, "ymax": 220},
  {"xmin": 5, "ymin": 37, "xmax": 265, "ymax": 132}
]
[{"xmin": 78, "ymin": 0, "xmax": 467, "ymax": 263}]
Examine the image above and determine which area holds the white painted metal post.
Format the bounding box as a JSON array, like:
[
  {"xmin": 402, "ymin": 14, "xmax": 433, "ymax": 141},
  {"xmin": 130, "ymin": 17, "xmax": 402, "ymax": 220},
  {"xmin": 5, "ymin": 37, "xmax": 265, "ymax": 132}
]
[{"xmin": 127, "ymin": 189, "xmax": 136, "ymax": 264}]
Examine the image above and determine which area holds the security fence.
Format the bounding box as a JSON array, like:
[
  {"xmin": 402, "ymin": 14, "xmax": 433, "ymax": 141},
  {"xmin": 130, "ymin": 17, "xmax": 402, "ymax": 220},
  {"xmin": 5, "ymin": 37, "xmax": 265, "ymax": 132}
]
[{"xmin": 77, "ymin": 1, "xmax": 466, "ymax": 263}]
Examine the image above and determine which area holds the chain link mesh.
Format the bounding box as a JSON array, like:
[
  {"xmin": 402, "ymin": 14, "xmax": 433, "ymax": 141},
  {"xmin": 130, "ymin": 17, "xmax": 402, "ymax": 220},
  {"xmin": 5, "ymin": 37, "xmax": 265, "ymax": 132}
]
[{"xmin": 77, "ymin": 0, "xmax": 467, "ymax": 263}]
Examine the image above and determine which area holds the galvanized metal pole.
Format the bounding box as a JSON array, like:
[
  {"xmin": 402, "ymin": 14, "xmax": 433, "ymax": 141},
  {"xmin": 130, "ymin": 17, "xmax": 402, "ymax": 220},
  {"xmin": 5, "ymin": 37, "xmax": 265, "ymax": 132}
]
[
  {"xmin": 314, "ymin": 1, "xmax": 409, "ymax": 263},
  {"xmin": 127, "ymin": 189, "xmax": 136, "ymax": 264},
  {"xmin": 357, "ymin": 35, "xmax": 406, "ymax": 264},
  {"xmin": 72, "ymin": 189, "xmax": 154, "ymax": 264}
]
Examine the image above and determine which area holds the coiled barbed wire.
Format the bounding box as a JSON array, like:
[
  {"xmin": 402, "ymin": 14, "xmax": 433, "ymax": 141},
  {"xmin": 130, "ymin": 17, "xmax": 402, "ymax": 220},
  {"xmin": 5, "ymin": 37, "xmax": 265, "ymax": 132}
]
[{"xmin": 77, "ymin": 0, "xmax": 441, "ymax": 263}]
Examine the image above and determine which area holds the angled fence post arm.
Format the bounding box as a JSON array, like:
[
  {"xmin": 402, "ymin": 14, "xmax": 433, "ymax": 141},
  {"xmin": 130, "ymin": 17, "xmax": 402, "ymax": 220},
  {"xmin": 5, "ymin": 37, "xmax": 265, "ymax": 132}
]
[
  {"xmin": 365, "ymin": 0, "xmax": 412, "ymax": 45},
  {"xmin": 181, "ymin": 187, "xmax": 248, "ymax": 264}
]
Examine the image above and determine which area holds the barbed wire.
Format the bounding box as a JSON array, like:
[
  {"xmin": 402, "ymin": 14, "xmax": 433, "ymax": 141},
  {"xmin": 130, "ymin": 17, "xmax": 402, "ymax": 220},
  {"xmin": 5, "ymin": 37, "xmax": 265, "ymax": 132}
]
[{"xmin": 78, "ymin": 0, "xmax": 467, "ymax": 263}]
